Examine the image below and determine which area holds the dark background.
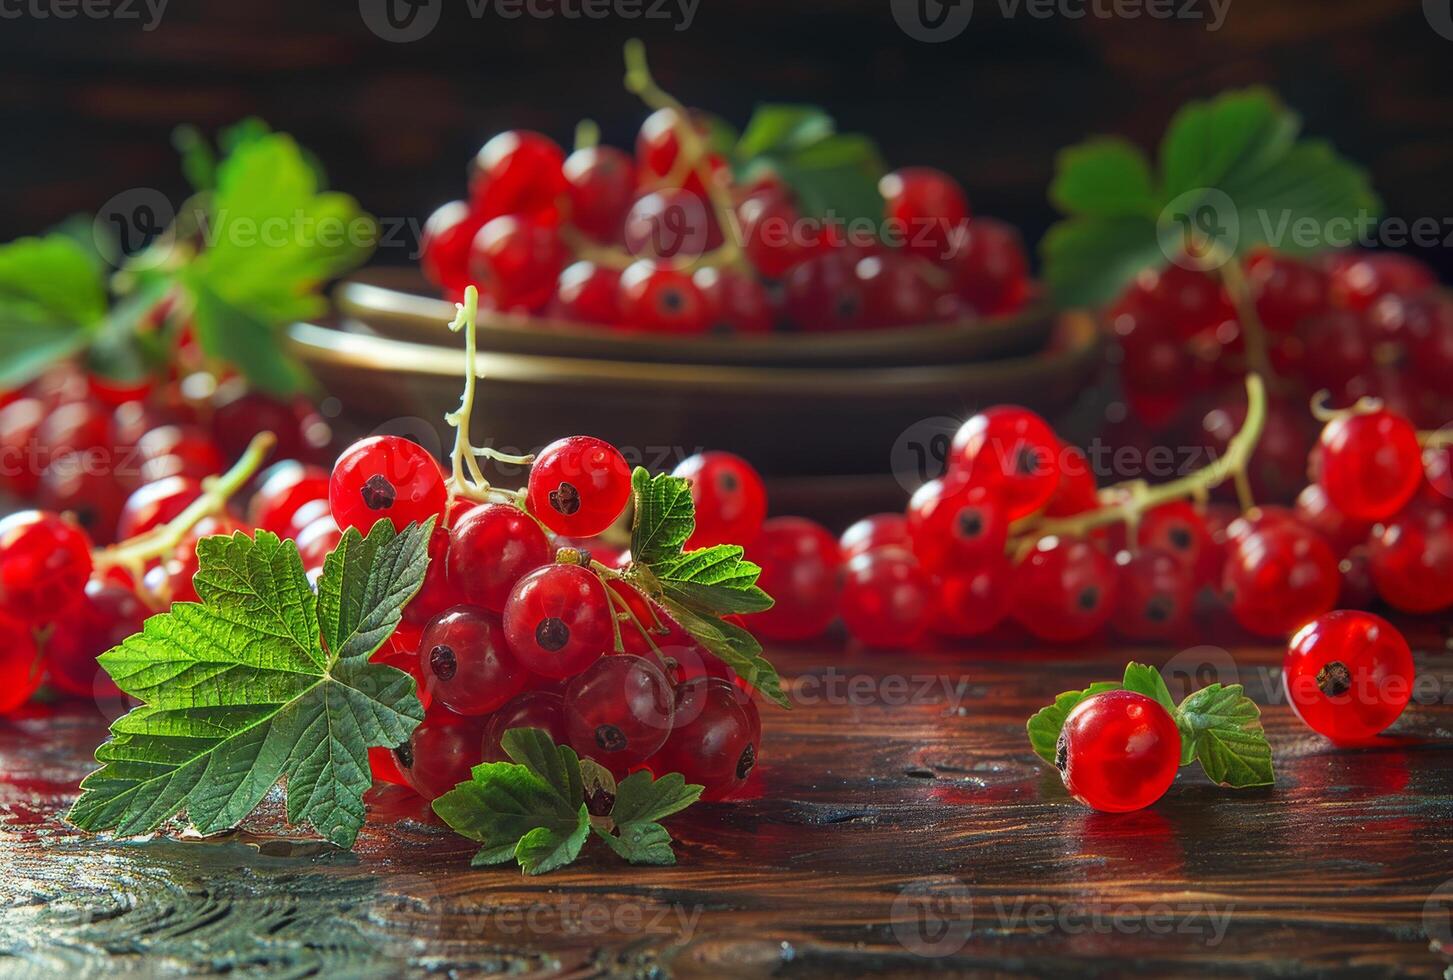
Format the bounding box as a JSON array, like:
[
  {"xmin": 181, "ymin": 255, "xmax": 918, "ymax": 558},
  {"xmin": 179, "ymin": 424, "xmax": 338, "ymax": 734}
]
[{"xmin": 1, "ymin": 0, "xmax": 1451, "ymax": 274}]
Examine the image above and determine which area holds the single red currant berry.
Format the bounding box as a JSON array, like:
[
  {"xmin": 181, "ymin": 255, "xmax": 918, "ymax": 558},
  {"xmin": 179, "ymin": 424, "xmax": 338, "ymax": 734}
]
[
  {"xmin": 1316, "ymin": 407, "xmax": 1422, "ymax": 521},
  {"xmin": 933, "ymin": 554, "xmax": 1012, "ymax": 639},
  {"xmin": 906, "ymin": 477, "xmax": 1008, "ymax": 573},
  {"xmin": 562, "ymin": 145, "xmax": 636, "ymax": 243},
  {"xmin": 527, "ymin": 436, "xmax": 631, "ymax": 537},
  {"xmin": 296, "ymin": 514, "xmax": 342, "ymax": 569},
  {"xmin": 469, "ymin": 130, "xmax": 566, "ymax": 221},
  {"xmin": 672, "ymin": 451, "xmax": 768, "ymax": 550},
  {"xmin": 394, "ymin": 706, "xmax": 486, "ymax": 801},
  {"xmin": 623, "ymin": 187, "xmax": 718, "ymax": 260},
  {"xmin": 839, "ymin": 512, "xmax": 912, "ymax": 560},
  {"xmin": 839, "ymin": 550, "xmax": 931, "ymax": 648},
  {"xmin": 737, "ymin": 187, "xmax": 808, "ymax": 279},
  {"xmin": 248, "ymin": 461, "xmax": 330, "ymax": 536},
  {"xmin": 548, "ymin": 261, "xmax": 622, "ymax": 326},
  {"xmin": 329, "ymin": 435, "xmax": 447, "ymax": 534},
  {"xmin": 1299, "ymin": 310, "xmax": 1374, "ymax": 395},
  {"xmin": 1111, "ymin": 549, "xmax": 1194, "ymax": 642},
  {"xmin": 879, "ymin": 167, "xmax": 969, "ymax": 261},
  {"xmin": 1284, "ymin": 611, "xmax": 1414, "ymax": 742},
  {"xmin": 37, "ymin": 455, "xmax": 126, "ymax": 545},
  {"xmin": 856, "ymin": 253, "xmax": 944, "ymax": 326},
  {"xmin": 1223, "ymin": 524, "xmax": 1339, "ymax": 637},
  {"xmin": 1294, "ymin": 483, "xmax": 1372, "ymax": 557},
  {"xmin": 44, "ymin": 580, "xmax": 145, "ymax": 698},
  {"xmin": 943, "ymin": 217, "xmax": 1031, "ymax": 316},
  {"xmin": 502, "ymin": 563, "xmax": 612, "ymax": 678},
  {"xmin": 1136, "ymin": 501, "xmax": 1220, "ymax": 586},
  {"xmin": 1010, "ymin": 537, "xmax": 1118, "ymax": 643},
  {"xmin": 1043, "ymin": 444, "xmax": 1098, "ymax": 518},
  {"xmin": 634, "ymin": 107, "xmax": 727, "ymax": 198},
  {"xmin": 564, "ymin": 654, "xmax": 675, "ymax": 775},
  {"xmin": 418, "ymin": 605, "xmax": 528, "ymax": 716},
  {"xmin": 1369, "ymin": 500, "xmax": 1453, "ymax": 613},
  {"xmin": 745, "ymin": 517, "xmax": 843, "ymax": 641},
  {"xmin": 469, "ymin": 215, "xmax": 567, "ymax": 313},
  {"xmin": 1055, "ymin": 690, "xmax": 1180, "ymax": 812},
  {"xmin": 617, "ymin": 260, "xmax": 710, "ymax": 334},
  {"xmin": 782, "ymin": 252, "xmax": 867, "ymax": 332},
  {"xmin": 403, "ymin": 524, "xmax": 462, "ymax": 627},
  {"xmin": 0, "ymin": 397, "xmax": 46, "ymax": 497},
  {"xmin": 420, "ymin": 200, "xmax": 485, "ymax": 294},
  {"xmin": 950, "ymin": 406, "xmax": 1060, "ymax": 521},
  {"xmin": 1246, "ymin": 249, "xmax": 1328, "ymax": 332},
  {"xmin": 0, "ymin": 510, "xmax": 94, "ymax": 622},
  {"xmin": 446, "ymin": 503, "xmax": 552, "ymax": 613},
  {"xmin": 481, "ymin": 691, "xmax": 572, "ymax": 763},
  {"xmin": 693, "ymin": 267, "xmax": 774, "ymax": 334},
  {"xmin": 1326, "ymin": 251, "xmax": 1435, "ymax": 311},
  {"xmin": 649, "ymin": 677, "xmax": 758, "ymax": 801},
  {"xmin": 0, "ymin": 612, "xmax": 44, "ymax": 714}
]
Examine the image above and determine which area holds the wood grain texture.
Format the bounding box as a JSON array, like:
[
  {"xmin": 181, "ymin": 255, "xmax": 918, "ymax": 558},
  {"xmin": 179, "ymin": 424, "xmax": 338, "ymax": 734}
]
[{"xmin": 2, "ymin": 623, "xmax": 1452, "ymax": 977}]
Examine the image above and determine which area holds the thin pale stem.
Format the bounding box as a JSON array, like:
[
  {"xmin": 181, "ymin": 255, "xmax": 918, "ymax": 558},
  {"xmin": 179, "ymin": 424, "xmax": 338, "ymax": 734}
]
[{"xmin": 1214, "ymin": 255, "xmax": 1276, "ymax": 383}]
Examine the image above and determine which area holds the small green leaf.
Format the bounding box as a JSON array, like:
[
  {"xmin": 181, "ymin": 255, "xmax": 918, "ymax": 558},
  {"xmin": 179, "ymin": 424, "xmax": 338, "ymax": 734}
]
[
  {"xmin": 1176, "ymin": 684, "xmax": 1274, "ymax": 788},
  {"xmin": 173, "ymin": 124, "xmax": 219, "ymax": 193},
  {"xmin": 186, "ymin": 278, "xmax": 312, "ymax": 396},
  {"xmin": 317, "ymin": 518, "xmax": 436, "ymax": 663},
  {"xmin": 629, "ymin": 468, "xmax": 696, "ymax": 565},
  {"xmin": 432, "ymin": 760, "xmax": 585, "ymax": 871},
  {"xmin": 651, "ymin": 545, "xmax": 774, "ymax": 615},
  {"xmin": 1040, "ymin": 215, "xmax": 1164, "ymax": 308},
  {"xmin": 667, "ymin": 602, "xmax": 789, "ymax": 709},
  {"xmin": 0, "ymin": 233, "xmax": 109, "ymax": 328},
  {"xmin": 1121, "ymin": 663, "xmax": 1176, "ymax": 716},
  {"xmin": 1050, "ymin": 138, "xmax": 1158, "ymax": 218},
  {"xmin": 1025, "ymin": 682, "xmax": 1122, "ymax": 767},
  {"xmin": 501, "ymin": 727, "xmax": 584, "ymax": 809},
  {"xmin": 516, "ymin": 806, "xmax": 592, "ymax": 875},
  {"xmin": 0, "ymin": 314, "xmax": 92, "ymax": 390},
  {"xmin": 595, "ymin": 821, "xmax": 677, "ymax": 865},
  {"xmin": 610, "ymin": 770, "xmax": 703, "ymax": 827},
  {"xmin": 736, "ymin": 105, "xmax": 836, "ymax": 159}
]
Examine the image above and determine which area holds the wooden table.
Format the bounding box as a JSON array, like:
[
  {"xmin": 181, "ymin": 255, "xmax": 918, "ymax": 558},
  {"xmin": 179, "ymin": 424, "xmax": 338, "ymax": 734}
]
[{"xmin": 2, "ymin": 623, "xmax": 1452, "ymax": 977}]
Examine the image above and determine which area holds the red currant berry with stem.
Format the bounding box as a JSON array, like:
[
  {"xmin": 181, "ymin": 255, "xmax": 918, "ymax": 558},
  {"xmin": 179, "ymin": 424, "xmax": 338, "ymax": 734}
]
[
  {"xmin": 1136, "ymin": 502, "xmax": 1219, "ymax": 586},
  {"xmin": 738, "ymin": 187, "xmax": 808, "ymax": 279},
  {"xmin": 329, "ymin": 435, "xmax": 447, "ymax": 534},
  {"xmin": 0, "ymin": 613, "xmax": 43, "ymax": 714},
  {"xmin": 548, "ymin": 261, "xmax": 621, "ymax": 326},
  {"xmin": 527, "ymin": 435, "xmax": 631, "ymax": 537},
  {"xmin": 403, "ymin": 524, "xmax": 461, "ymax": 627},
  {"xmin": 418, "ymin": 606, "xmax": 528, "ymax": 715},
  {"xmin": 934, "ymin": 555, "xmax": 1012, "ymax": 639},
  {"xmin": 469, "ymin": 130, "xmax": 566, "ymax": 221},
  {"xmin": 1294, "ymin": 483, "xmax": 1372, "ymax": 557},
  {"xmin": 1201, "ymin": 399, "xmax": 1313, "ymax": 505},
  {"xmin": 745, "ymin": 517, "xmax": 842, "ymax": 641},
  {"xmin": 564, "ymin": 653, "xmax": 675, "ymax": 775},
  {"xmin": 624, "ymin": 187, "xmax": 718, "ymax": 260},
  {"xmin": 1223, "ymin": 524, "xmax": 1339, "ymax": 637},
  {"xmin": 906, "ymin": 477, "xmax": 1008, "ymax": 573},
  {"xmin": 949, "ymin": 406, "xmax": 1061, "ymax": 520},
  {"xmin": 1316, "ymin": 407, "xmax": 1423, "ymax": 521},
  {"xmin": 839, "ymin": 512, "xmax": 911, "ymax": 559},
  {"xmin": 1369, "ymin": 499, "xmax": 1453, "ymax": 613},
  {"xmin": 635, "ymin": 107, "xmax": 726, "ymax": 195},
  {"xmin": 693, "ymin": 267, "xmax": 774, "ymax": 334},
  {"xmin": 1246, "ymin": 249, "xmax": 1328, "ymax": 332},
  {"xmin": 446, "ymin": 503, "xmax": 552, "ymax": 613},
  {"xmin": 563, "ymin": 145, "xmax": 636, "ymax": 242},
  {"xmin": 1010, "ymin": 537, "xmax": 1118, "ymax": 643},
  {"xmin": 783, "ymin": 252, "xmax": 867, "ymax": 332},
  {"xmin": 672, "ymin": 451, "xmax": 768, "ymax": 550},
  {"xmin": 45, "ymin": 581, "xmax": 145, "ymax": 698},
  {"xmin": 482, "ymin": 691, "xmax": 571, "ymax": 762},
  {"xmin": 248, "ymin": 461, "xmax": 329, "ymax": 536},
  {"xmin": 0, "ymin": 510, "xmax": 93, "ymax": 622},
  {"xmin": 1326, "ymin": 251, "xmax": 1435, "ymax": 311},
  {"xmin": 420, "ymin": 200, "xmax": 485, "ymax": 294},
  {"xmin": 210, "ymin": 386, "xmax": 316, "ymax": 464},
  {"xmin": 617, "ymin": 260, "xmax": 710, "ymax": 334},
  {"xmin": 650, "ymin": 677, "xmax": 758, "ymax": 801},
  {"xmin": 1111, "ymin": 549, "xmax": 1194, "ymax": 642},
  {"xmin": 944, "ymin": 217, "xmax": 1030, "ymax": 316},
  {"xmin": 1284, "ymin": 611, "xmax": 1413, "ymax": 742},
  {"xmin": 1056, "ymin": 690, "xmax": 1180, "ymax": 813},
  {"xmin": 839, "ymin": 550, "xmax": 931, "ymax": 648},
  {"xmin": 394, "ymin": 706, "xmax": 486, "ymax": 801},
  {"xmin": 503, "ymin": 563, "xmax": 612, "ymax": 678},
  {"xmin": 879, "ymin": 167, "xmax": 968, "ymax": 261},
  {"xmin": 469, "ymin": 216, "xmax": 567, "ymax": 313}
]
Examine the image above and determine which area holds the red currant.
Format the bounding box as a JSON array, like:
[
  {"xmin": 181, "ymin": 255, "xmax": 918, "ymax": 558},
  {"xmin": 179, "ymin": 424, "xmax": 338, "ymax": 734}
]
[
  {"xmin": 1056, "ymin": 690, "xmax": 1180, "ymax": 812},
  {"xmin": 1111, "ymin": 549, "xmax": 1194, "ymax": 641},
  {"xmin": 1043, "ymin": 445, "xmax": 1099, "ymax": 518},
  {"xmin": 635, "ymin": 107, "xmax": 726, "ymax": 199},
  {"xmin": 839, "ymin": 512, "xmax": 912, "ymax": 559},
  {"xmin": 469, "ymin": 215, "xmax": 567, "ymax": 313},
  {"xmin": 419, "ymin": 605, "xmax": 527, "ymax": 715},
  {"xmin": 856, "ymin": 253, "xmax": 943, "ymax": 326},
  {"xmin": 1294, "ymin": 483, "xmax": 1372, "ymax": 557},
  {"xmin": 446, "ymin": 503, "xmax": 552, "ymax": 613},
  {"xmin": 296, "ymin": 514, "xmax": 342, "ymax": 569},
  {"xmin": 737, "ymin": 187, "xmax": 808, "ymax": 279},
  {"xmin": 394, "ymin": 706, "xmax": 486, "ymax": 801},
  {"xmin": 1369, "ymin": 499, "xmax": 1453, "ymax": 613},
  {"xmin": 403, "ymin": 524, "xmax": 462, "ymax": 627},
  {"xmin": 1246, "ymin": 249, "xmax": 1328, "ymax": 332},
  {"xmin": 745, "ymin": 517, "xmax": 842, "ymax": 641},
  {"xmin": 1223, "ymin": 524, "xmax": 1339, "ymax": 636},
  {"xmin": 45, "ymin": 581, "xmax": 145, "ymax": 698},
  {"xmin": 564, "ymin": 653, "xmax": 674, "ymax": 775},
  {"xmin": 547, "ymin": 261, "xmax": 621, "ymax": 326},
  {"xmin": 623, "ymin": 187, "xmax": 718, "ymax": 260},
  {"xmin": 0, "ymin": 612, "xmax": 44, "ymax": 714},
  {"xmin": 649, "ymin": 677, "xmax": 758, "ymax": 801},
  {"xmin": 672, "ymin": 451, "xmax": 767, "ymax": 550},
  {"xmin": 502, "ymin": 563, "xmax": 611, "ymax": 678},
  {"xmin": 248, "ymin": 461, "xmax": 330, "ymax": 536},
  {"xmin": 527, "ymin": 436, "xmax": 631, "ymax": 537},
  {"xmin": 949, "ymin": 406, "xmax": 1060, "ymax": 520},
  {"xmin": 0, "ymin": 397, "xmax": 45, "ymax": 497},
  {"xmin": 1300, "ymin": 310, "xmax": 1373, "ymax": 395},
  {"xmin": 469, "ymin": 130, "xmax": 566, "ymax": 221},
  {"xmin": 1284, "ymin": 611, "xmax": 1413, "ymax": 742},
  {"xmin": 37, "ymin": 456, "xmax": 126, "ymax": 545},
  {"xmin": 1010, "ymin": 537, "xmax": 1118, "ymax": 643},
  {"xmin": 617, "ymin": 260, "xmax": 710, "ymax": 334},
  {"xmin": 839, "ymin": 550, "xmax": 931, "ymax": 648},
  {"xmin": 944, "ymin": 217, "xmax": 1030, "ymax": 316},
  {"xmin": 906, "ymin": 477, "xmax": 1008, "ymax": 573},
  {"xmin": 562, "ymin": 145, "xmax": 636, "ymax": 243},
  {"xmin": 329, "ymin": 435, "xmax": 447, "ymax": 534},
  {"xmin": 0, "ymin": 510, "xmax": 93, "ymax": 622},
  {"xmin": 482, "ymin": 690, "xmax": 571, "ymax": 762},
  {"xmin": 933, "ymin": 555, "xmax": 1012, "ymax": 639},
  {"xmin": 1316, "ymin": 407, "xmax": 1422, "ymax": 521},
  {"xmin": 879, "ymin": 167, "xmax": 968, "ymax": 261},
  {"xmin": 783, "ymin": 252, "xmax": 867, "ymax": 332},
  {"xmin": 1326, "ymin": 251, "xmax": 1435, "ymax": 311},
  {"xmin": 420, "ymin": 200, "xmax": 485, "ymax": 294},
  {"xmin": 693, "ymin": 267, "xmax": 774, "ymax": 334},
  {"xmin": 1136, "ymin": 502, "xmax": 1219, "ymax": 586}
]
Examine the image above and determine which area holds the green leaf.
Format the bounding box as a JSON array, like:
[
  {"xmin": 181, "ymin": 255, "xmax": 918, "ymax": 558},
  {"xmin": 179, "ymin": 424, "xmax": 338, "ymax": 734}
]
[
  {"xmin": 318, "ymin": 518, "xmax": 436, "ymax": 663},
  {"xmin": 629, "ymin": 468, "xmax": 696, "ymax": 566},
  {"xmin": 666, "ymin": 602, "xmax": 789, "ymax": 709},
  {"xmin": 1050, "ymin": 138, "xmax": 1158, "ymax": 218},
  {"xmin": 1121, "ymin": 663, "xmax": 1176, "ymax": 716},
  {"xmin": 186, "ymin": 278, "xmax": 312, "ymax": 396},
  {"xmin": 0, "ymin": 313, "xmax": 92, "ymax": 390},
  {"xmin": 1176, "ymin": 684, "xmax": 1274, "ymax": 788},
  {"xmin": 610, "ymin": 770, "xmax": 702, "ymax": 827},
  {"xmin": 1040, "ymin": 215, "xmax": 1164, "ymax": 308},
  {"xmin": 1158, "ymin": 88, "xmax": 1299, "ymax": 202},
  {"xmin": 501, "ymin": 727, "xmax": 584, "ymax": 810},
  {"xmin": 172, "ymin": 124, "xmax": 219, "ymax": 193},
  {"xmin": 66, "ymin": 528, "xmax": 430, "ymax": 849},
  {"xmin": 595, "ymin": 821, "xmax": 677, "ymax": 865},
  {"xmin": 0, "ymin": 233, "xmax": 109, "ymax": 328},
  {"xmin": 762, "ymin": 133, "xmax": 886, "ymax": 225},
  {"xmin": 1025, "ymin": 682, "xmax": 1122, "ymax": 767},
  {"xmin": 432, "ymin": 759, "xmax": 586, "ymax": 872},
  {"xmin": 515, "ymin": 809, "xmax": 591, "ymax": 875},
  {"xmin": 83, "ymin": 278, "xmax": 173, "ymax": 384},
  {"xmin": 651, "ymin": 545, "xmax": 774, "ymax": 616},
  {"xmin": 736, "ymin": 105, "xmax": 836, "ymax": 159}
]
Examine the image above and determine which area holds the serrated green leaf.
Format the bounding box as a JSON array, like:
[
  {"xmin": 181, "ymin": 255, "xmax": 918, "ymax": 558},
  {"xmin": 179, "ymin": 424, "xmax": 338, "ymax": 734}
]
[
  {"xmin": 1158, "ymin": 88, "xmax": 1299, "ymax": 202},
  {"xmin": 318, "ymin": 518, "xmax": 435, "ymax": 663},
  {"xmin": 0, "ymin": 233, "xmax": 109, "ymax": 328},
  {"xmin": 516, "ymin": 806, "xmax": 591, "ymax": 875},
  {"xmin": 186, "ymin": 278, "xmax": 312, "ymax": 396},
  {"xmin": 1040, "ymin": 215, "xmax": 1164, "ymax": 308},
  {"xmin": 629, "ymin": 468, "xmax": 696, "ymax": 565},
  {"xmin": 432, "ymin": 760, "xmax": 582, "ymax": 861},
  {"xmin": 736, "ymin": 105, "xmax": 836, "ymax": 159},
  {"xmin": 611, "ymin": 770, "xmax": 702, "ymax": 826},
  {"xmin": 1121, "ymin": 663, "xmax": 1176, "ymax": 716},
  {"xmin": 1025, "ymin": 682, "xmax": 1122, "ymax": 767},
  {"xmin": 1177, "ymin": 684, "xmax": 1274, "ymax": 788},
  {"xmin": 666, "ymin": 601, "xmax": 788, "ymax": 709},
  {"xmin": 67, "ymin": 530, "xmax": 427, "ymax": 848},
  {"xmin": 652, "ymin": 545, "xmax": 774, "ymax": 616},
  {"xmin": 595, "ymin": 821, "xmax": 677, "ymax": 865},
  {"xmin": 501, "ymin": 727, "xmax": 584, "ymax": 810},
  {"xmin": 1050, "ymin": 138, "xmax": 1158, "ymax": 218}
]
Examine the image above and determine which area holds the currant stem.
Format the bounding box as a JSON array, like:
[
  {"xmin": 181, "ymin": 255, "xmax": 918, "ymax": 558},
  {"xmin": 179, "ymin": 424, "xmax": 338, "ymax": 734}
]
[
  {"xmin": 1310, "ymin": 389, "xmax": 1384, "ymax": 423},
  {"xmin": 92, "ymin": 431, "xmax": 277, "ymax": 572},
  {"xmin": 1214, "ymin": 254, "xmax": 1276, "ymax": 384}
]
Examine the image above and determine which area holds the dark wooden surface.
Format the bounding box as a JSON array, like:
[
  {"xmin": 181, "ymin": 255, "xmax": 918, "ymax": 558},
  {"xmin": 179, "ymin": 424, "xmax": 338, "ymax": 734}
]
[{"xmin": 3, "ymin": 622, "xmax": 1453, "ymax": 977}]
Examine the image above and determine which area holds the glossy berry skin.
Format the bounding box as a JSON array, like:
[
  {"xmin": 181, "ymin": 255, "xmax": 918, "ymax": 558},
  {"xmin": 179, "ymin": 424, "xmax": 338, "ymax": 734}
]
[
  {"xmin": 1111, "ymin": 549, "xmax": 1194, "ymax": 642},
  {"xmin": 738, "ymin": 187, "xmax": 808, "ymax": 279},
  {"xmin": 1284, "ymin": 611, "xmax": 1413, "ymax": 742},
  {"xmin": 548, "ymin": 261, "xmax": 621, "ymax": 326},
  {"xmin": 116, "ymin": 475, "xmax": 203, "ymax": 540},
  {"xmin": 482, "ymin": 691, "xmax": 571, "ymax": 762},
  {"xmin": 45, "ymin": 581, "xmax": 145, "ymax": 698},
  {"xmin": 503, "ymin": 563, "xmax": 612, "ymax": 678},
  {"xmin": 624, "ymin": 188, "xmax": 717, "ymax": 260},
  {"xmin": 419, "ymin": 606, "xmax": 527, "ymax": 716},
  {"xmin": 1369, "ymin": 501, "xmax": 1453, "ymax": 613},
  {"xmin": 403, "ymin": 525, "xmax": 463, "ymax": 627},
  {"xmin": 1223, "ymin": 524, "xmax": 1339, "ymax": 637},
  {"xmin": 783, "ymin": 252, "xmax": 867, "ymax": 332},
  {"xmin": 694, "ymin": 267, "xmax": 773, "ymax": 334},
  {"xmin": 879, "ymin": 167, "xmax": 968, "ymax": 261},
  {"xmin": 934, "ymin": 555, "xmax": 1012, "ymax": 639},
  {"xmin": 248, "ymin": 461, "xmax": 330, "ymax": 536},
  {"xmin": 527, "ymin": 436, "xmax": 631, "ymax": 537},
  {"xmin": 673, "ymin": 451, "xmax": 767, "ymax": 550},
  {"xmin": 446, "ymin": 503, "xmax": 552, "ymax": 613},
  {"xmin": 1294, "ymin": 483, "xmax": 1372, "ymax": 557},
  {"xmin": 0, "ymin": 613, "xmax": 44, "ymax": 714},
  {"xmin": 839, "ymin": 551, "xmax": 931, "ymax": 648},
  {"xmin": 1326, "ymin": 251, "xmax": 1435, "ymax": 311},
  {"xmin": 329, "ymin": 435, "xmax": 447, "ymax": 535},
  {"xmin": 856, "ymin": 253, "xmax": 944, "ymax": 326},
  {"xmin": 650, "ymin": 678, "xmax": 758, "ymax": 801},
  {"xmin": 1010, "ymin": 538, "xmax": 1118, "ymax": 643},
  {"xmin": 745, "ymin": 517, "xmax": 842, "ymax": 641},
  {"xmin": 469, "ymin": 216, "xmax": 566, "ymax": 313},
  {"xmin": 37, "ymin": 456, "xmax": 125, "ymax": 545},
  {"xmin": 617, "ymin": 261, "xmax": 710, "ymax": 334},
  {"xmin": 394, "ymin": 707, "xmax": 486, "ymax": 801},
  {"xmin": 296, "ymin": 515, "xmax": 342, "ymax": 570},
  {"xmin": 944, "ymin": 217, "xmax": 1030, "ymax": 316},
  {"xmin": 906, "ymin": 477, "xmax": 1008, "ymax": 573},
  {"xmin": 469, "ymin": 130, "xmax": 566, "ymax": 221},
  {"xmin": 950, "ymin": 406, "xmax": 1060, "ymax": 520},
  {"xmin": 839, "ymin": 513, "xmax": 911, "ymax": 560},
  {"xmin": 564, "ymin": 654, "xmax": 675, "ymax": 775},
  {"xmin": 0, "ymin": 510, "xmax": 94, "ymax": 622},
  {"xmin": 420, "ymin": 200, "xmax": 485, "ymax": 294},
  {"xmin": 1136, "ymin": 502, "xmax": 1220, "ymax": 586},
  {"xmin": 562, "ymin": 145, "xmax": 636, "ymax": 242},
  {"xmin": 1056, "ymin": 691, "xmax": 1180, "ymax": 813},
  {"xmin": 1316, "ymin": 408, "xmax": 1423, "ymax": 521}
]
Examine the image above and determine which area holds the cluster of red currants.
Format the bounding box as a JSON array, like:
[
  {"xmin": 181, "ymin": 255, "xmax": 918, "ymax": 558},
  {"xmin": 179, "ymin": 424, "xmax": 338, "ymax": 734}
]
[
  {"xmin": 419, "ymin": 122, "xmax": 1033, "ymax": 335},
  {"xmin": 322, "ymin": 433, "xmax": 762, "ymax": 803}
]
